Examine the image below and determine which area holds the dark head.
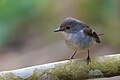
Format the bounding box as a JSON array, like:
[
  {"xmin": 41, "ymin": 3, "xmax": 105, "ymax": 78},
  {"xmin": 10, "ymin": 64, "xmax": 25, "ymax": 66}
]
[{"xmin": 54, "ymin": 17, "xmax": 87, "ymax": 33}]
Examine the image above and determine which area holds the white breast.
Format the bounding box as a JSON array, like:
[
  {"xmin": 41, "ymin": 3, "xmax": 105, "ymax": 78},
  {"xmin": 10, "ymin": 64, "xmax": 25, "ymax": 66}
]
[{"xmin": 61, "ymin": 30, "xmax": 94, "ymax": 51}]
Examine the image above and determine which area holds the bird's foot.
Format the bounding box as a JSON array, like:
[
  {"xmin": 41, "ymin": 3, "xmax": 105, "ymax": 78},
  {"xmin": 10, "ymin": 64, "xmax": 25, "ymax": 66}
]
[
  {"xmin": 86, "ymin": 56, "xmax": 91, "ymax": 65},
  {"xmin": 67, "ymin": 57, "xmax": 74, "ymax": 62}
]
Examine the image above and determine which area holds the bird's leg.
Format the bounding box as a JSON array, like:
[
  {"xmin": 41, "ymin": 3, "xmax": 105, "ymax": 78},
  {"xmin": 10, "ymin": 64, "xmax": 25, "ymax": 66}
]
[
  {"xmin": 86, "ymin": 50, "xmax": 91, "ymax": 65},
  {"xmin": 69, "ymin": 51, "xmax": 77, "ymax": 60}
]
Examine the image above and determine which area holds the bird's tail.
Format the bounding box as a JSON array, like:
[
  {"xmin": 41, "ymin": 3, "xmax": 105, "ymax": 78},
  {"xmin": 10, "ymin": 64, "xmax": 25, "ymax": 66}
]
[{"xmin": 98, "ymin": 33, "xmax": 104, "ymax": 36}]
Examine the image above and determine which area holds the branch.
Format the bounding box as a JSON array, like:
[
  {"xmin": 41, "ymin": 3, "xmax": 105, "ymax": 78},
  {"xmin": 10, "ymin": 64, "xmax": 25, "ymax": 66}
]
[{"xmin": 0, "ymin": 54, "xmax": 120, "ymax": 80}]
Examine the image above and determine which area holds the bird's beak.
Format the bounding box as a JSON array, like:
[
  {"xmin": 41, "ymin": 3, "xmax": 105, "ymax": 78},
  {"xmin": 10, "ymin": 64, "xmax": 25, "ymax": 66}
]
[{"xmin": 54, "ymin": 28, "xmax": 64, "ymax": 32}]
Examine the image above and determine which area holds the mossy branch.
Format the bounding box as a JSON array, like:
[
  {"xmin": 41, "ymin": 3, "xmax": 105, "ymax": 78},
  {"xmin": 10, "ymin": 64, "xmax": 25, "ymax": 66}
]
[{"xmin": 0, "ymin": 54, "xmax": 120, "ymax": 80}]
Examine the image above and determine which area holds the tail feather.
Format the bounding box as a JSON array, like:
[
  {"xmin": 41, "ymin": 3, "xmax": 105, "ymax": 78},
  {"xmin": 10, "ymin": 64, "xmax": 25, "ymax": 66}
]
[{"xmin": 98, "ymin": 33, "xmax": 104, "ymax": 36}]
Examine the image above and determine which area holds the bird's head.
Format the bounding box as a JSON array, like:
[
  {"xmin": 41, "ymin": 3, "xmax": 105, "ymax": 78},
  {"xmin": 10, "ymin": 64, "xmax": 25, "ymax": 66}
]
[{"xmin": 54, "ymin": 17, "xmax": 86, "ymax": 34}]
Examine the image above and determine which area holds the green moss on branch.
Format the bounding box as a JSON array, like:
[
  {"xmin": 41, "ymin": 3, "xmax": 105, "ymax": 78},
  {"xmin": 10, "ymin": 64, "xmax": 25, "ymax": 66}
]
[{"xmin": 0, "ymin": 54, "xmax": 120, "ymax": 80}]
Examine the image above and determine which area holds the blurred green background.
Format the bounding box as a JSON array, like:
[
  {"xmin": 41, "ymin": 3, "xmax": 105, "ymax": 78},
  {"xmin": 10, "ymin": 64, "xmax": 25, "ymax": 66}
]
[
  {"xmin": 0, "ymin": 0, "xmax": 119, "ymax": 47},
  {"xmin": 0, "ymin": 0, "xmax": 119, "ymax": 76}
]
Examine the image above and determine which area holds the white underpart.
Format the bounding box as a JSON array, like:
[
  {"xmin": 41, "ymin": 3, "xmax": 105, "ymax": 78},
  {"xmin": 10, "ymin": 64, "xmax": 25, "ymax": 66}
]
[{"xmin": 61, "ymin": 30, "xmax": 94, "ymax": 51}]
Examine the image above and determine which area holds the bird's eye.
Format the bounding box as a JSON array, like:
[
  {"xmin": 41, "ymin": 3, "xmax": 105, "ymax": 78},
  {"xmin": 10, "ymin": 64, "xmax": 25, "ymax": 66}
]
[{"xmin": 66, "ymin": 26, "xmax": 70, "ymax": 30}]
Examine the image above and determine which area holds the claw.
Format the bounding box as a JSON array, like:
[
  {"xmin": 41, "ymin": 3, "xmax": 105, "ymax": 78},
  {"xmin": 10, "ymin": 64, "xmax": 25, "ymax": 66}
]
[
  {"xmin": 86, "ymin": 50, "xmax": 91, "ymax": 65},
  {"xmin": 86, "ymin": 57, "xmax": 91, "ymax": 65}
]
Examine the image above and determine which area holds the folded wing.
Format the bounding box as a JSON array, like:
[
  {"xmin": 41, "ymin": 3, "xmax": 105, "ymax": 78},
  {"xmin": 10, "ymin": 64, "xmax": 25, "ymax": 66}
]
[{"xmin": 83, "ymin": 27, "xmax": 100, "ymax": 43}]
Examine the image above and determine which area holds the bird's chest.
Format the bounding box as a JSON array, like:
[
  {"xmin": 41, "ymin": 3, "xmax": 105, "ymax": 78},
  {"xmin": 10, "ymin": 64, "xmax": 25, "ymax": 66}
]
[
  {"xmin": 64, "ymin": 34, "xmax": 82, "ymax": 50},
  {"xmin": 63, "ymin": 32, "xmax": 93, "ymax": 51}
]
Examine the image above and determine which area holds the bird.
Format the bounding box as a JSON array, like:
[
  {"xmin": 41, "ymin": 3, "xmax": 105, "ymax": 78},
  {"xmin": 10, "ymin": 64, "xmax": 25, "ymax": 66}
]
[{"xmin": 54, "ymin": 17, "xmax": 101, "ymax": 64}]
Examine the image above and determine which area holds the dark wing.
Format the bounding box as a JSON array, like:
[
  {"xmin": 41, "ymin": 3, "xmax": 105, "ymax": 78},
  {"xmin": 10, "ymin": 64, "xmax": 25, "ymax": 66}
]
[{"xmin": 83, "ymin": 27, "xmax": 101, "ymax": 43}]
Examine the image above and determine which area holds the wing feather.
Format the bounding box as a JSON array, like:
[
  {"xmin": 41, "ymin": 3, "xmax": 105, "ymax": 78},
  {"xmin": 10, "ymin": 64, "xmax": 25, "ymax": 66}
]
[{"xmin": 83, "ymin": 28, "xmax": 100, "ymax": 43}]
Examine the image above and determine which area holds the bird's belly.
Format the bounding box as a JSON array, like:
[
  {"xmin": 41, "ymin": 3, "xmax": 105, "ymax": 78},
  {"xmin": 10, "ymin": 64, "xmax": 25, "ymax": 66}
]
[
  {"xmin": 65, "ymin": 40, "xmax": 81, "ymax": 51},
  {"xmin": 62, "ymin": 31, "xmax": 94, "ymax": 51},
  {"xmin": 65, "ymin": 37, "xmax": 94, "ymax": 51}
]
